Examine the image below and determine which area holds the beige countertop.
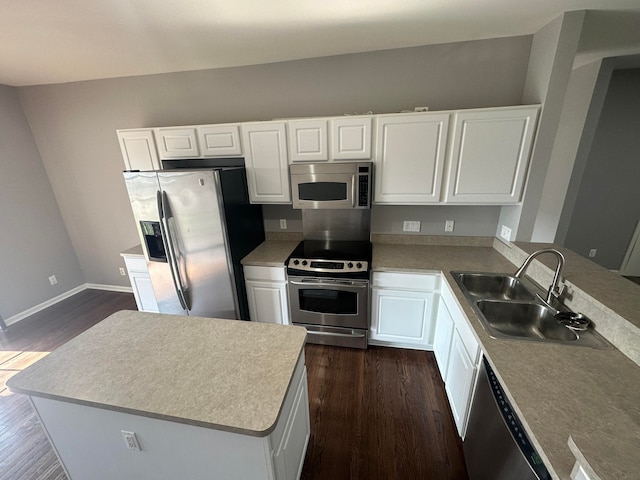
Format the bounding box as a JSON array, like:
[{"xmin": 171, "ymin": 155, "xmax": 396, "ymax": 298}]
[
  {"xmin": 243, "ymin": 235, "xmax": 639, "ymax": 479},
  {"xmin": 120, "ymin": 244, "xmax": 144, "ymax": 257},
  {"xmin": 7, "ymin": 311, "xmax": 307, "ymax": 437},
  {"xmin": 241, "ymin": 239, "xmax": 300, "ymax": 267}
]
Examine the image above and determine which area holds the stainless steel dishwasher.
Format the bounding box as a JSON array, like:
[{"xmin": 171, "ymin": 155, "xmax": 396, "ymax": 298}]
[{"xmin": 463, "ymin": 357, "xmax": 552, "ymax": 480}]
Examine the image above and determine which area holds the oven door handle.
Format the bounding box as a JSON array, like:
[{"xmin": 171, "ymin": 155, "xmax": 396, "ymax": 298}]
[{"xmin": 289, "ymin": 279, "xmax": 368, "ymax": 288}]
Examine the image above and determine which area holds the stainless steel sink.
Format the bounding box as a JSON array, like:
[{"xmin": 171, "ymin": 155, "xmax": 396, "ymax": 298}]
[
  {"xmin": 451, "ymin": 271, "xmax": 610, "ymax": 349},
  {"xmin": 476, "ymin": 300, "xmax": 578, "ymax": 342},
  {"xmin": 455, "ymin": 273, "xmax": 535, "ymax": 301}
]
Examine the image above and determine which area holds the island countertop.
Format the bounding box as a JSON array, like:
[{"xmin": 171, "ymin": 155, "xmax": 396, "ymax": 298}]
[{"xmin": 7, "ymin": 311, "xmax": 308, "ymax": 437}]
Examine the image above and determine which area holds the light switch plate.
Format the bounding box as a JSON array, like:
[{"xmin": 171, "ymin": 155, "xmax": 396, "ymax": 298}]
[
  {"xmin": 500, "ymin": 225, "xmax": 512, "ymax": 242},
  {"xmin": 403, "ymin": 221, "xmax": 421, "ymax": 232}
]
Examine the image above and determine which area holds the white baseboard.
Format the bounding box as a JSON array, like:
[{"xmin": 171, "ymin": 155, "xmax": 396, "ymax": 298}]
[
  {"xmin": 4, "ymin": 283, "xmax": 133, "ymax": 327},
  {"xmin": 86, "ymin": 283, "xmax": 133, "ymax": 293}
]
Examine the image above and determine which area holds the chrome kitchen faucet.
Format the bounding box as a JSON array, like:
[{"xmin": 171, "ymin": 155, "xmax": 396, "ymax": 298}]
[{"xmin": 514, "ymin": 248, "xmax": 565, "ymax": 304}]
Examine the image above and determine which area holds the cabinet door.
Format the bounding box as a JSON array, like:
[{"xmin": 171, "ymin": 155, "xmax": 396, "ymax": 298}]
[
  {"xmin": 370, "ymin": 288, "xmax": 435, "ymax": 349},
  {"xmin": 155, "ymin": 127, "xmax": 199, "ymax": 159},
  {"xmin": 117, "ymin": 129, "xmax": 160, "ymax": 171},
  {"xmin": 433, "ymin": 300, "xmax": 455, "ymax": 380},
  {"xmin": 288, "ymin": 119, "xmax": 328, "ymax": 162},
  {"xmin": 245, "ymin": 280, "xmax": 289, "ymax": 324},
  {"xmin": 242, "ymin": 122, "xmax": 291, "ymax": 203},
  {"xmin": 374, "ymin": 113, "xmax": 450, "ymax": 204},
  {"xmin": 331, "ymin": 117, "xmax": 372, "ymax": 160},
  {"xmin": 197, "ymin": 124, "xmax": 242, "ymax": 156},
  {"xmin": 129, "ymin": 271, "xmax": 160, "ymax": 313},
  {"xmin": 123, "ymin": 257, "xmax": 159, "ymax": 313},
  {"xmin": 444, "ymin": 106, "xmax": 539, "ymax": 204},
  {"xmin": 445, "ymin": 330, "xmax": 477, "ymax": 438}
]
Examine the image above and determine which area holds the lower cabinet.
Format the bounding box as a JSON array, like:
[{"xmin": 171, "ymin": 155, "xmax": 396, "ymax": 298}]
[
  {"xmin": 122, "ymin": 255, "xmax": 159, "ymax": 313},
  {"xmin": 435, "ymin": 279, "xmax": 482, "ymax": 439},
  {"xmin": 244, "ymin": 265, "xmax": 290, "ymax": 324},
  {"xmin": 370, "ymin": 272, "xmax": 439, "ymax": 350}
]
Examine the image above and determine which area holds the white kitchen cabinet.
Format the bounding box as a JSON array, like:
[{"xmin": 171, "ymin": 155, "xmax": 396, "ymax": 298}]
[
  {"xmin": 437, "ymin": 279, "xmax": 481, "ymax": 439},
  {"xmin": 433, "ymin": 299, "xmax": 455, "ymax": 380},
  {"xmin": 117, "ymin": 129, "xmax": 160, "ymax": 171},
  {"xmin": 197, "ymin": 124, "xmax": 242, "ymax": 157},
  {"xmin": 122, "ymin": 255, "xmax": 159, "ymax": 313},
  {"xmin": 155, "ymin": 127, "xmax": 199, "ymax": 159},
  {"xmin": 331, "ymin": 116, "xmax": 372, "ymax": 160},
  {"xmin": 370, "ymin": 272, "xmax": 439, "ymax": 350},
  {"xmin": 288, "ymin": 119, "xmax": 328, "ymax": 162},
  {"xmin": 244, "ymin": 265, "xmax": 290, "ymax": 324},
  {"xmin": 445, "ymin": 329, "xmax": 477, "ymax": 438},
  {"xmin": 241, "ymin": 122, "xmax": 291, "ymax": 204},
  {"xmin": 444, "ymin": 105, "xmax": 539, "ymax": 204},
  {"xmin": 374, "ymin": 113, "xmax": 450, "ymax": 204}
]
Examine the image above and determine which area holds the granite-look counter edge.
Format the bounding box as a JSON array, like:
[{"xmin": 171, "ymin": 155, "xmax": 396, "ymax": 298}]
[
  {"xmin": 6, "ymin": 311, "xmax": 308, "ymax": 437},
  {"xmin": 241, "ymin": 239, "xmax": 300, "ymax": 267}
]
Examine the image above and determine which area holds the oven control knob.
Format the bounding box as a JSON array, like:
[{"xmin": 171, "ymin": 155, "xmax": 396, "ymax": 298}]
[
  {"xmin": 347, "ymin": 262, "xmax": 353, "ymax": 268},
  {"xmin": 293, "ymin": 259, "xmax": 300, "ymax": 266},
  {"xmin": 302, "ymin": 260, "xmax": 308, "ymax": 266},
  {"xmin": 356, "ymin": 262, "xmax": 362, "ymax": 269}
]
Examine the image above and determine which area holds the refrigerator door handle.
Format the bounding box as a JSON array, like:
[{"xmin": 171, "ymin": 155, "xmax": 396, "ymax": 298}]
[{"xmin": 157, "ymin": 190, "xmax": 189, "ymax": 311}]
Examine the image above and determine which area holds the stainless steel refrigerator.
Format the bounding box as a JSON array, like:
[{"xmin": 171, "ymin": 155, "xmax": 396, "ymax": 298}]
[{"xmin": 123, "ymin": 167, "xmax": 264, "ymax": 319}]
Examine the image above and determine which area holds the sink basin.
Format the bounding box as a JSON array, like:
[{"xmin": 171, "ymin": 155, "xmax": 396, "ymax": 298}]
[
  {"xmin": 452, "ymin": 272, "xmax": 536, "ymax": 301},
  {"xmin": 476, "ymin": 300, "xmax": 578, "ymax": 342},
  {"xmin": 451, "ymin": 270, "xmax": 611, "ymax": 349}
]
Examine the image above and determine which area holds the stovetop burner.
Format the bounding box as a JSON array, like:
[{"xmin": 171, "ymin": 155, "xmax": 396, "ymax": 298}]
[{"xmin": 286, "ymin": 240, "xmax": 372, "ymax": 278}]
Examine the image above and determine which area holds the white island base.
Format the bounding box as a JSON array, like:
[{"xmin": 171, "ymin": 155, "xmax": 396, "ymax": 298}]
[{"xmin": 31, "ymin": 354, "xmax": 308, "ymax": 480}]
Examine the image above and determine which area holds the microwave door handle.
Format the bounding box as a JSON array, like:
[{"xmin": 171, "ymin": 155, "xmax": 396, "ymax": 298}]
[
  {"xmin": 157, "ymin": 190, "xmax": 189, "ymax": 311},
  {"xmin": 352, "ymin": 175, "xmax": 356, "ymax": 207}
]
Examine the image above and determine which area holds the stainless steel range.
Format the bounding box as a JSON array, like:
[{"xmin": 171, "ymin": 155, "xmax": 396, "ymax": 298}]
[{"xmin": 286, "ymin": 239, "xmax": 371, "ymax": 349}]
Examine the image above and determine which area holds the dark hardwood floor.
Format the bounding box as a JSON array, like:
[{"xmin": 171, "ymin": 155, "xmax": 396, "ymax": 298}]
[
  {"xmin": 302, "ymin": 345, "xmax": 468, "ymax": 480},
  {"xmin": 0, "ymin": 289, "xmax": 137, "ymax": 480},
  {"xmin": 0, "ymin": 290, "xmax": 468, "ymax": 480}
]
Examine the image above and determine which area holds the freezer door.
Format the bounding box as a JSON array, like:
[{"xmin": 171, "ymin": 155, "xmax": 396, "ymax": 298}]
[
  {"xmin": 123, "ymin": 171, "xmax": 187, "ymax": 316},
  {"xmin": 158, "ymin": 170, "xmax": 237, "ymax": 318}
]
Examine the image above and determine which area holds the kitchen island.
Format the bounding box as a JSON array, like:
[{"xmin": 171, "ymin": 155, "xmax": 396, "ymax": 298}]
[{"xmin": 6, "ymin": 311, "xmax": 310, "ymax": 480}]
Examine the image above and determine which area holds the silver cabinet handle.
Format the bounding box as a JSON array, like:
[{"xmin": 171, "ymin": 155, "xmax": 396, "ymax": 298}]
[{"xmin": 157, "ymin": 190, "xmax": 189, "ymax": 311}]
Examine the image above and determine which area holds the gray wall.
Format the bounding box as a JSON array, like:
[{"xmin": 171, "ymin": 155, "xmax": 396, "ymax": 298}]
[
  {"xmin": 563, "ymin": 68, "xmax": 640, "ymax": 269},
  {"xmin": 0, "ymin": 85, "xmax": 84, "ymax": 320},
  {"xmin": 17, "ymin": 36, "xmax": 531, "ymax": 288}
]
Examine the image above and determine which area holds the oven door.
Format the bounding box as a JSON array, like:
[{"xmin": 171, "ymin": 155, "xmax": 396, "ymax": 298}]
[
  {"xmin": 288, "ymin": 276, "xmax": 369, "ymax": 329},
  {"xmin": 291, "ymin": 173, "xmax": 355, "ymax": 209}
]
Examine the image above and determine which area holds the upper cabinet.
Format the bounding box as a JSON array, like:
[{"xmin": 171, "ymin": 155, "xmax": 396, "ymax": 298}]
[
  {"xmin": 117, "ymin": 129, "xmax": 160, "ymax": 171},
  {"xmin": 197, "ymin": 124, "xmax": 243, "ymax": 157},
  {"xmin": 241, "ymin": 122, "xmax": 291, "ymax": 204},
  {"xmin": 155, "ymin": 127, "xmax": 199, "ymax": 159},
  {"xmin": 374, "ymin": 113, "xmax": 450, "ymax": 204},
  {"xmin": 443, "ymin": 106, "xmax": 539, "ymax": 204},
  {"xmin": 331, "ymin": 116, "xmax": 372, "ymax": 160},
  {"xmin": 116, "ymin": 104, "xmax": 538, "ymax": 205},
  {"xmin": 288, "ymin": 119, "xmax": 329, "ymax": 162}
]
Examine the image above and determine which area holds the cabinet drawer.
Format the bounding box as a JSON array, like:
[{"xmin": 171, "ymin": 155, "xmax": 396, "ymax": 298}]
[
  {"xmin": 244, "ymin": 265, "xmax": 286, "ymax": 282},
  {"xmin": 123, "ymin": 257, "xmax": 147, "ymax": 272},
  {"xmin": 372, "ymin": 272, "xmax": 439, "ymax": 291}
]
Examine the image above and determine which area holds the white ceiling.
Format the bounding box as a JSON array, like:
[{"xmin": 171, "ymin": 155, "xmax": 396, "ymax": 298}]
[{"xmin": 2, "ymin": 0, "xmax": 640, "ymax": 86}]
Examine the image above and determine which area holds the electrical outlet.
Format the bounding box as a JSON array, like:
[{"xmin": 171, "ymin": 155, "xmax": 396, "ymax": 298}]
[
  {"xmin": 119, "ymin": 267, "xmax": 126, "ymax": 276},
  {"xmin": 500, "ymin": 225, "xmax": 512, "ymax": 242},
  {"xmin": 48, "ymin": 275, "xmax": 57, "ymax": 285},
  {"xmin": 279, "ymin": 219, "xmax": 287, "ymax": 229},
  {"xmin": 403, "ymin": 221, "xmax": 421, "ymax": 232},
  {"xmin": 121, "ymin": 431, "xmax": 141, "ymax": 451},
  {"xmin": 589, "ymin": 249, "xmax": 597, "ymax": 258},
  {"xmin": 445, "ymin": 220, "xmax": 455, "ymax": 232}
]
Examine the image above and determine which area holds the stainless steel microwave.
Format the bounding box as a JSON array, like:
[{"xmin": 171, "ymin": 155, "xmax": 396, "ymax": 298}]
[{"xmin": 290, "ymin": 162, "xmax": 372, "ymax": 209}]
